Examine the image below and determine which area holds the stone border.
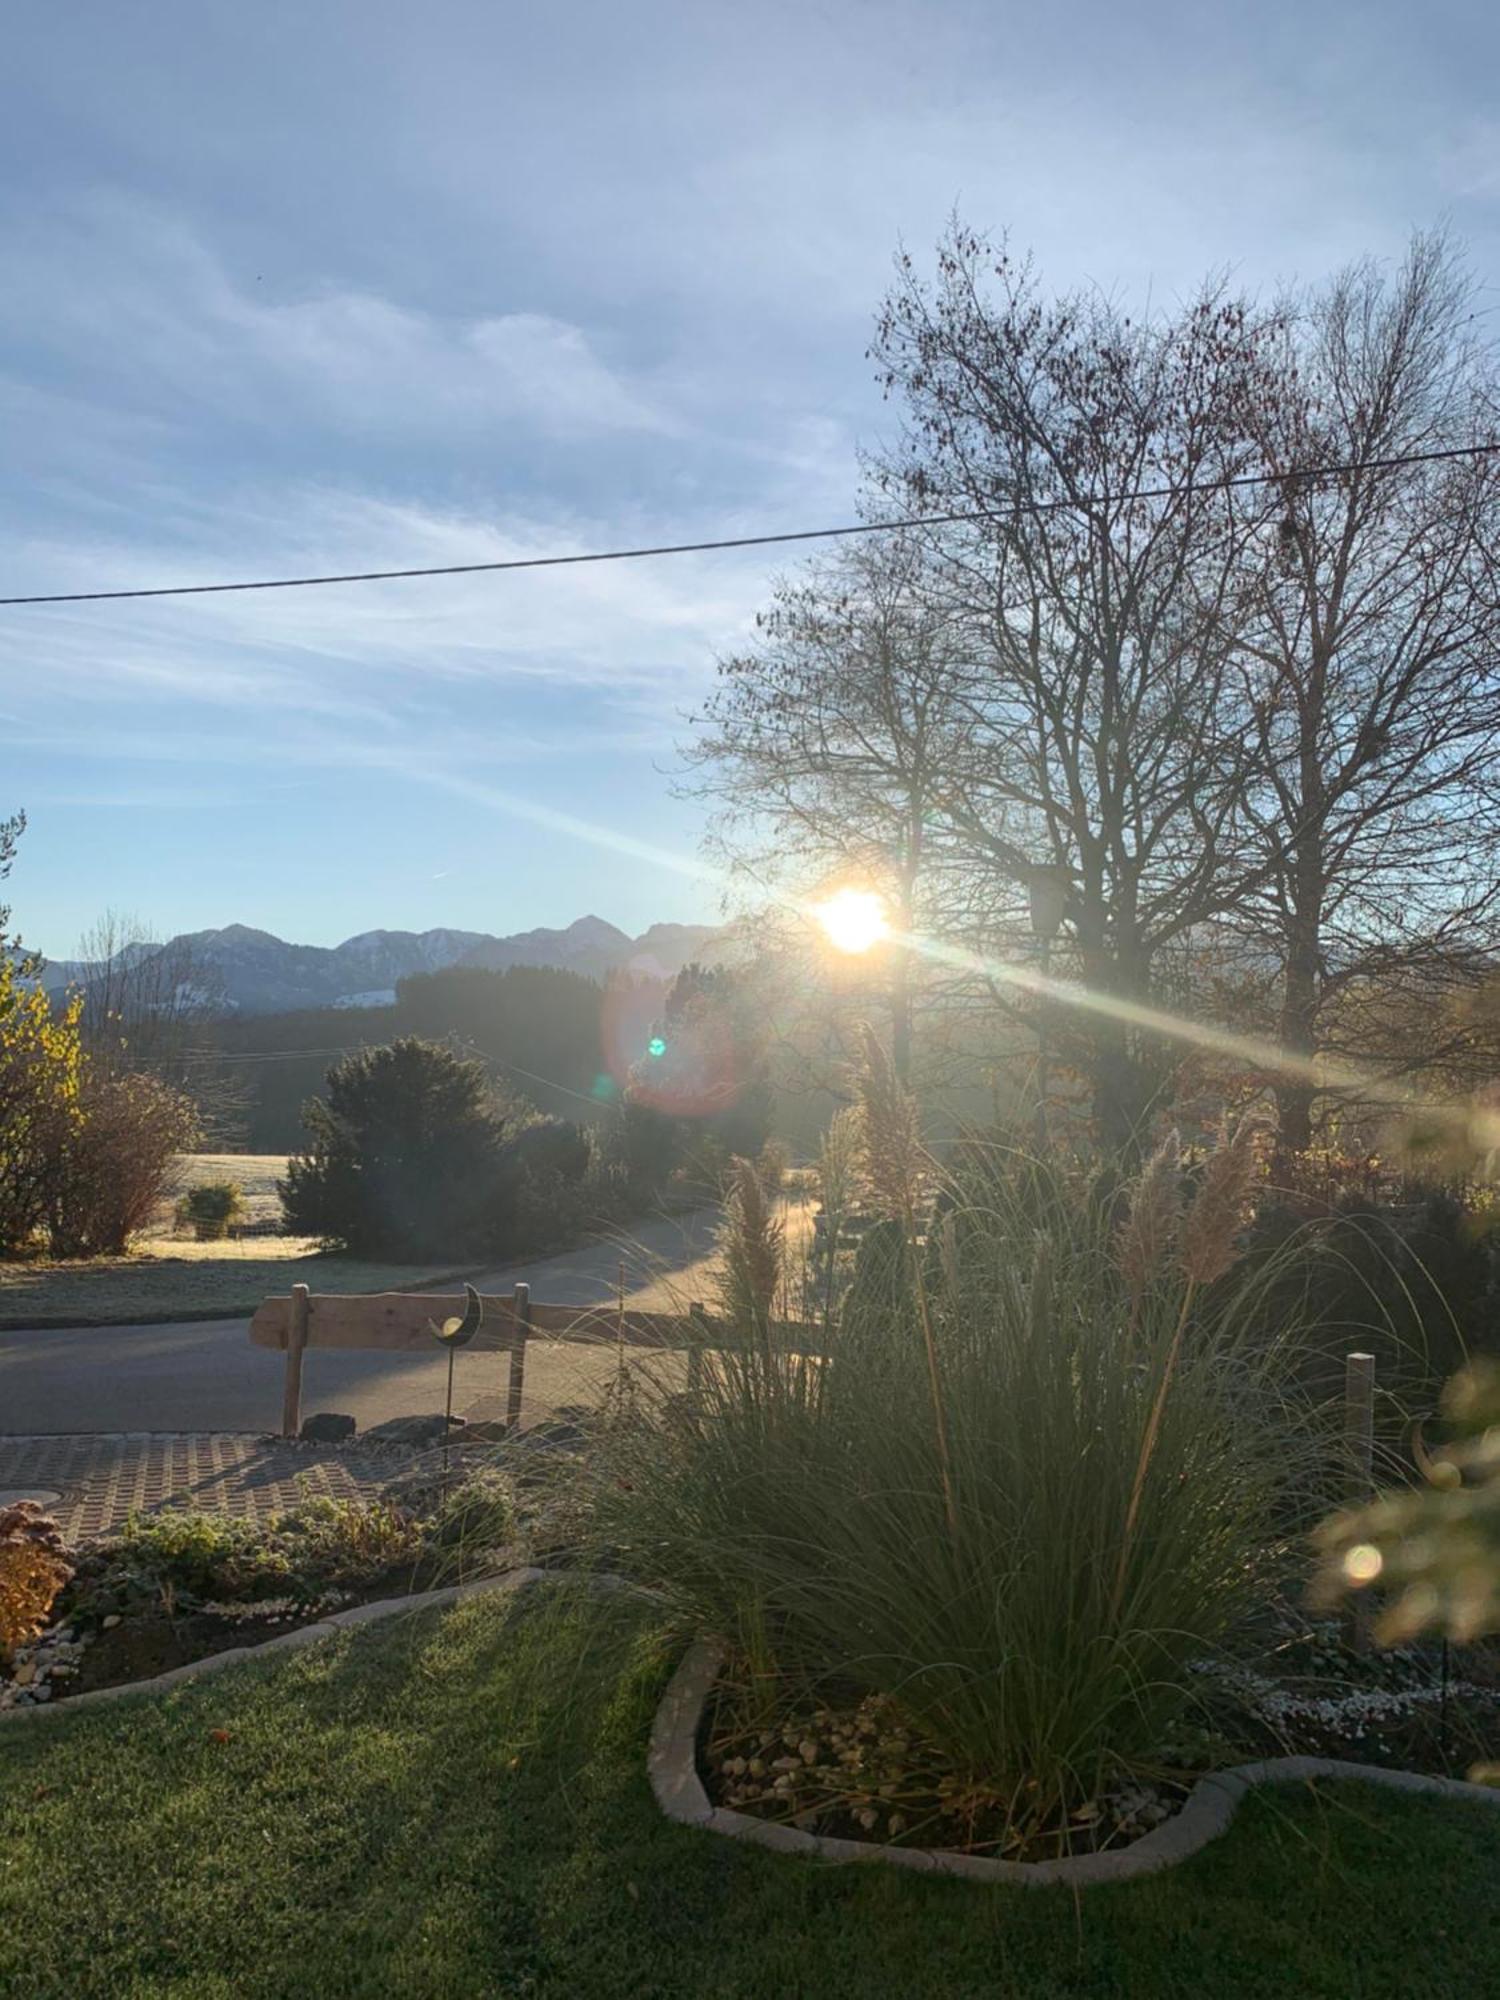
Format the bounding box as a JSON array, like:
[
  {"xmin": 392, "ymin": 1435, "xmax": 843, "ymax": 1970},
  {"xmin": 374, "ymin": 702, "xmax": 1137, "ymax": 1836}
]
[
  {"xmin": 0, "ymin": 1567, "xmax": 555, "ymax": 1723},
  {"xmin": 648, "ymin": 1638, "xmax": 1500, "ymax": 1888}
]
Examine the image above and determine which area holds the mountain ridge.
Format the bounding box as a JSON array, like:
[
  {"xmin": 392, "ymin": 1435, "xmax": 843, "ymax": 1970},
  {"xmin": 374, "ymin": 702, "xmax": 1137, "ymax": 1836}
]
[{"xmin": 39, "ymin": 914, "xmax": 724, "ymax": 1016}]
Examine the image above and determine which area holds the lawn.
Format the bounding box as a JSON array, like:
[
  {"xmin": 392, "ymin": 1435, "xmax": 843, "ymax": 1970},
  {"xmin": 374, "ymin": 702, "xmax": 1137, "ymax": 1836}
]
[
  {"xmin": 0, "ymin": 1248, "xmax": 481, "ymax": 1329},
  {"xmin": 1, "ymin": 1591, "xmax": 1498, "ymax": 1999},
  {"xmin": 0, "ymin": 1150, "xmax": 492, "ymax": 1327}
]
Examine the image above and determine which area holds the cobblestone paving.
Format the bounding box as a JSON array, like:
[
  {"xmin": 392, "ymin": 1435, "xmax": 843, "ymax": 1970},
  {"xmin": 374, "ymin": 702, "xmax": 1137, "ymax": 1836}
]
[{"xmin": 0, "ymin": 1433, "xmax": 406, "ymax": 1539}]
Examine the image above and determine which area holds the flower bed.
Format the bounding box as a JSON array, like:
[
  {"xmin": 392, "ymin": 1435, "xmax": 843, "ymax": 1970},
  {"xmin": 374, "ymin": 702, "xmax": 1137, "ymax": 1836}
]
[
  {"xmin": 0, "ymin": 1436, "xmax": 589, "ymax": 1708},
  {"xmin": 701, "ymin": 1666, "xmax": 1189, "ymax": 1859},
  {"xmin": 692, "ymin": 1620, "xmax": 1500, "ymax": 1866}
]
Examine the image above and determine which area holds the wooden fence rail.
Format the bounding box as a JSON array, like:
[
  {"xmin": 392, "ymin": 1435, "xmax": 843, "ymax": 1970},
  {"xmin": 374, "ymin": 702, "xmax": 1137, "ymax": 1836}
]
[{"xmin": 250, "ymin": 1285, "xmax": 822, "ymax": 1437}]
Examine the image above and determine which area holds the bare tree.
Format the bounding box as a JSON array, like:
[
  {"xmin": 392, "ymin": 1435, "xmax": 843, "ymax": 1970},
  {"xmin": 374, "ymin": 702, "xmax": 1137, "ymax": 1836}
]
[
  {"xmin": 694, "ymin": 226, "xmax": 1500, "ymax": 1159},
  {"xmin": 687, "ymin": 536, "xmax": 978, "ymax": 1086},
  {"xmin": 72, "ymin": 912, "xmax": 242, "ymax": 1139},
  {"xmin": 868, "ymin": 229, "xmax": 1277, "ymax": 1149},
  {"xmin": 1229, "ymin": 232, "xmax": 1500, "ymax": 1148}
]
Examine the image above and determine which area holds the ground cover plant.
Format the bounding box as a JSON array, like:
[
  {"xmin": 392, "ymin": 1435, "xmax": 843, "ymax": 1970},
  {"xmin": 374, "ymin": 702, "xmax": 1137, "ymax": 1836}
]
[
  {"xmin": 0, "ymin": 1473, "xmax": 527, "ymax": 1707},
  {"xmin": 3, "ymin": 1591, "xmax": 1500, "ymax": 1999}
]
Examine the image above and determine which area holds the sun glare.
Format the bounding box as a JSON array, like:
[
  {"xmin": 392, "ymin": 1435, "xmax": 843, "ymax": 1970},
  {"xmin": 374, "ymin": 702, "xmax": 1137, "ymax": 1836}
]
[{"xmin": 817, "ymin": 888, "xmax": 890, "ymax": 955}]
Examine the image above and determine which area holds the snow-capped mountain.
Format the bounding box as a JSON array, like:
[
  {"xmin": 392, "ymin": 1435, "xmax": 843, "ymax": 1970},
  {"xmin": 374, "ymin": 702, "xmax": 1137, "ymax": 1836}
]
[{"xmin": 39, "ymin": 916, "xmax": 723, "ymax": 1016}]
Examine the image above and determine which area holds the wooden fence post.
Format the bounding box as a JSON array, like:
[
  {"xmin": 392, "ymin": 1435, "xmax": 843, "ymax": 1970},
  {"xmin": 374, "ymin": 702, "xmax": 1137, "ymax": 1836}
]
[
  {"xmin": 507, "ymin": 1283, "xmax": 530, "ymax": 1431},
  {"xmin": 283, "ymin": 1283, "xmax": 310, "ymax": 1438},
  {"xmin": 687, "ymin": 1301, "xmax": 707, "ymax": 1404},
  {"xmin": 1344, "ymin": 1350, "xmax": 1376, "ymax": 1654}
]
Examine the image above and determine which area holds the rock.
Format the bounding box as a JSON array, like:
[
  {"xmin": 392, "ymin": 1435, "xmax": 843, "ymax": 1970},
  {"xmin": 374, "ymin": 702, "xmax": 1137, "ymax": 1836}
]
[
  {"xmin": 102, "ymin": 1614, "xmax": 122, "ymax": 1630},
  {"xmin": 512, "ymin": 1420, "xmax": 583, "ymax": 1453},
  {"xmin": 364, "ymin": 1414, "xmax": 467, "ymax": 1446},
  {"xmin": 300, "ymin": 1412, "xmax": 357, "ymax": 1443},
  {"xmin": 11, "ymin": 1663, "xmax": 35, "ymax": 1686}
]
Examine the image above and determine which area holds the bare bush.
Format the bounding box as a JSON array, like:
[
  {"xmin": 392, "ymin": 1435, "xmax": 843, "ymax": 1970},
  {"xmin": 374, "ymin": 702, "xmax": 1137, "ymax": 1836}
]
[{"xmin": 47, "ymin": 1071, "xmax": 200, "ymax": 1257}]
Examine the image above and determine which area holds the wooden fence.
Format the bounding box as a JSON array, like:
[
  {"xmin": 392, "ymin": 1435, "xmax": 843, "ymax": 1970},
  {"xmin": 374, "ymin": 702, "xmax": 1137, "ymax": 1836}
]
[{"xmin": 249, "ymin": 1283, "xmax": 821, "ymax": 1436}]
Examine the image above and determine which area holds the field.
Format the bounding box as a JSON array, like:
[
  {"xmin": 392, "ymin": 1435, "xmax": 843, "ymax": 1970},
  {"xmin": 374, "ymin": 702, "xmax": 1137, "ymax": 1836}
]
[
  {"xmin": 164, "ymin": 1153, "xmax": 290, "ymax": 1232},
  {"xmin": 0, "ymin": 1153, "xmax": 479, "ymax": 1330}
]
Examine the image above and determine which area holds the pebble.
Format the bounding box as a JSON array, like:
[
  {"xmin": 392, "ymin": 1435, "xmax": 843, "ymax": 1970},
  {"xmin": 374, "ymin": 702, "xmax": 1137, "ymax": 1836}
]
[{"xmin": 102, "ymin": 1614, "xmax": 122, "ymax": 1630}]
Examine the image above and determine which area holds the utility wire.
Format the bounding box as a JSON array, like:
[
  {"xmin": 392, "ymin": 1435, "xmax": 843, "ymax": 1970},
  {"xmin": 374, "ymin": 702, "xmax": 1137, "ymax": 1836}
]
[
  {"xmin": 120, "ymin": 1034, "xmax": 613, "ymax": 1108},
  {"xmin": 1, "ymin": 441, "xmax": 1495, "ymax": 608}
]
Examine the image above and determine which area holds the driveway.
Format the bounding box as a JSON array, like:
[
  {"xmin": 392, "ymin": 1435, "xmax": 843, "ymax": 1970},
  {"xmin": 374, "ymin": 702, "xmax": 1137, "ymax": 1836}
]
[{"xmin": 0, "ymin": 1207, "xmax": 752, "ymax": 1437}]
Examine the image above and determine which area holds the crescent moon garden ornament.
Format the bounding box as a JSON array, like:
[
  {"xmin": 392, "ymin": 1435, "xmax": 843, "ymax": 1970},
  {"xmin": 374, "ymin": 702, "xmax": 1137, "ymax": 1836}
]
[
  {"xmin": 430, "ymin": 1283, "xmax": 484, "ymax": 1349},
  {"xmin": 427, "ymin": 1285, "xmax": 484, "ymax": 1486}
]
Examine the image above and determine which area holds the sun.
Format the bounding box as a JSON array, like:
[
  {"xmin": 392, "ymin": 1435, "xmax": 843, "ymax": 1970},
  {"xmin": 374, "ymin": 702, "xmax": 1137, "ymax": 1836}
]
[{"xmin": 816, "ymin": 888, "xmax": 890, "ymax": 955}]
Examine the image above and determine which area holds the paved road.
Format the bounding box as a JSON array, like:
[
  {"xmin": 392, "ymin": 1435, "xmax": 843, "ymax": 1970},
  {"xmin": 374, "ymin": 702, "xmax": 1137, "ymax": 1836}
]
[{"xmin": 0, "ymin": 1208, "xmax": 744, "ymax": 1436}]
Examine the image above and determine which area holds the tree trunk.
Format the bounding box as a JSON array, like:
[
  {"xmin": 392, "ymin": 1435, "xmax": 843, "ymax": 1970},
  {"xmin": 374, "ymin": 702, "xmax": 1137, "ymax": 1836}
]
[
  {"xmin": 1278, "ymin": 723, "xmax": 1327, "ymax": 1158},
  {"xmin": 1276, "ymin": 940, "xmax": 1319, "ymax": 1155},
  {"xmin": 1073, "ymin": 923, "xmax": 1155, "ymax": 1161},
  {"xmin": 890, "ymin": 965, "xmax": 912, "ymax": 1086}
]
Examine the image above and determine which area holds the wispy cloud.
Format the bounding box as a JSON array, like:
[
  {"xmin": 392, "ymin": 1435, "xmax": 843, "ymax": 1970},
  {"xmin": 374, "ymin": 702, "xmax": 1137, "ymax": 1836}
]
[{"xmin": 0, "ymin": 197, "xmax": 675, "ymax": 445}]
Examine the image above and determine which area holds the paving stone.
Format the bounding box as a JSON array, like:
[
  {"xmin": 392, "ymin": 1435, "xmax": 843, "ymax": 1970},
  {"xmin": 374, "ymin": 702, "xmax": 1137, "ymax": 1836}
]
[{"xmin": 0, "ymin": 1433, "xmax": 405, "ymax": 1540}]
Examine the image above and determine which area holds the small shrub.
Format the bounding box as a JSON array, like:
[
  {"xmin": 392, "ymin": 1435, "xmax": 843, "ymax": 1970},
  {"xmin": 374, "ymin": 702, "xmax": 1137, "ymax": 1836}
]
[
  {"xmin": 176, "ymin": 1180, "xmax": 245, "ymax": 1241},
  {"xmin": 1242, "ymin": 1174, "xmax": 1500, "ymax": 1412},
  {"xmin": 0, "ymin": 1504, "xmax": 74, "ymax": 1661},
  {"xmin": 1314, "ymin": 1359, "xmax": 1500, "ymax": 1647},
  {"xmin": 503, "ymin": 1118, "xmax": 591, "ymax": 1185},
  {"xmin": 505, "ymin": 1165, "xmax": 581, "ymax": 1255},
  {"xmin": 48, "ymin": 1070, "xmax": 199, "ymax": 1256},
  {"xmin": 68, "ymin": 1511, "xmax": 289, "ymax": 1620},
  {"xmin": 272, "ymin": 1495, "xmax": 423, "ymax": 1586},
  {"xmin": 429, "ymin": 1472, "xmax": 515, "ymax": 1551},
  {"xmin": 614, "ymin": 1097, "xmax": 680, "ymax": 1194}
]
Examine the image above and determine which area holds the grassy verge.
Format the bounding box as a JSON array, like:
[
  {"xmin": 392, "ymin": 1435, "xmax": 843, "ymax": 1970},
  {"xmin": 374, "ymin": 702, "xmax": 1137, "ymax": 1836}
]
[
  {"xmin": 1, "ymin": 1592, "xmax": 1498, "ymax": 1998},
  {"xmin": 0, "ymin": 1250, "xmax": 484, "ymax": 1329}
]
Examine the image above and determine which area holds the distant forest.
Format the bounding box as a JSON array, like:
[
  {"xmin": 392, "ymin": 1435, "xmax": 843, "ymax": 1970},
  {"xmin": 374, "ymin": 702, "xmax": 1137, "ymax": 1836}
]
[{"xmin": 212, "ymin": 964, "xmax": 669, "ymax": 1151}]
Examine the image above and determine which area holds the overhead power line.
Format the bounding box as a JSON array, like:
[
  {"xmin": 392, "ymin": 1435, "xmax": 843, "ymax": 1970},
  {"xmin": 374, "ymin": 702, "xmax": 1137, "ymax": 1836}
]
[{"xmin": 1, "ymin": 441, "xmax": 1495, "ymax": 609}]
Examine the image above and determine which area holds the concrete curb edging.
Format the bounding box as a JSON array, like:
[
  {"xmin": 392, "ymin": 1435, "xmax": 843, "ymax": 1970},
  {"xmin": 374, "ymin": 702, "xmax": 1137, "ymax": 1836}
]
[
  {"xmin": 648, "ymin": 1638, "xmax": 1500, "ymax": 1889},
  {"xmin": 0, "ymin": 1568, "xmax": 556, "ymax": 1723}
]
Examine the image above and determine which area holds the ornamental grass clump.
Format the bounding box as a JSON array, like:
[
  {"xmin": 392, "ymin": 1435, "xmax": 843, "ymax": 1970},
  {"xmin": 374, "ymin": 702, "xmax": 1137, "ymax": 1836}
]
[{"xmin": 592, "ymin": 1065, "xmax": 1331, "ymax": 1849}]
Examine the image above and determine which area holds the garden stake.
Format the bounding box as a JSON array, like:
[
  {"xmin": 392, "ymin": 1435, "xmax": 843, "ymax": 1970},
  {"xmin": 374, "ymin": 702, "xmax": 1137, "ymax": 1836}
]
[
  {"xmin": 443, "ymin": 1343, "xmax": 455, "ymax": 1484},
  {"xmin": 427, "ymin": 1284, "xmax": 484, "ymax": 1499},
  {"xmin": 1344, "ymin": 1352, "xmax": 1376, "ymax": 1655}
]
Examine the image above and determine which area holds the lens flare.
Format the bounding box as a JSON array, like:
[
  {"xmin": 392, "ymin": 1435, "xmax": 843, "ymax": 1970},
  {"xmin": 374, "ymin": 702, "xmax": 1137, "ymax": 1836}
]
[
  {"xmin": 817, "ymin": 888, "xmax": 890, "ymax": 955},
  {"xmin": 385, "ymin": 762, "xmax": 1500, "ymax": 1161},
  {"xmin": 1344, "ymin": 1544, "xmax": 1384, "ymax": 1585}
]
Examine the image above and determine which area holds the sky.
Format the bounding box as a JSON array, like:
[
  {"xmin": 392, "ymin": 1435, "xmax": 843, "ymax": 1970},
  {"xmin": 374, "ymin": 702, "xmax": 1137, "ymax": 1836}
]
[{"xmin": 2, "ymin": 0, "xmax": 1497, "ymax": 959}]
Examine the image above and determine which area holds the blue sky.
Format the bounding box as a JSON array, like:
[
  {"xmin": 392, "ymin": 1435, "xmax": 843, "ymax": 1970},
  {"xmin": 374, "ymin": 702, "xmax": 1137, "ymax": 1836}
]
[{"xmin": 3, "ymin": 0, "xmax": 1497, "ymax": 958}]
